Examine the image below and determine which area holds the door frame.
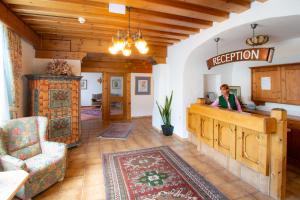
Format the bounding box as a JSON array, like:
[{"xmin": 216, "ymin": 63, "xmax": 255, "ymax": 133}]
[{"xmin": 102, "ymin": 72, "xmax": 131, "ymax": 121}]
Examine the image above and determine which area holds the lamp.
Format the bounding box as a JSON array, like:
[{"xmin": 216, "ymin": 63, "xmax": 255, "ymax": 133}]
[
  {"xmin": 108, "ymin": 7, "xmax": 149, "ymax": 56},
  {"xmin": 246, "ymin": 24, "xmax": 269, "ymax": 47}
]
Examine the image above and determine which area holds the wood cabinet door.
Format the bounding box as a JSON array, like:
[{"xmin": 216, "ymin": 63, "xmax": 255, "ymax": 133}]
[
  {"xmin": 281, "ymin": 64, "xmax": 300, "ymax": 105},
  {"xmin": 252, "ymin": 66, "xmax": 281, "ymax": 103},
  {"xmin": 236, "ymin": 127, "xmax": 269, "ymax": 175},
  {"xmin": 199, "ymin": 116, "xmax": 214, "ymax": 147},
  {"xmin": 186, "ymin": 110, "xmax": 200, "ymax": 137},
  {"xmin": 214, "ymin": 121, "xmax": 236, "ymax": 158}
]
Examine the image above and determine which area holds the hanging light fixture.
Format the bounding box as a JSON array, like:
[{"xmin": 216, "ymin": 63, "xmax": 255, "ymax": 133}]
[
  {"xmin": 246, "ymin": 24, "xmax": 269, "ymax": 47},
  {"xmin": 108, "ymin": 7, "xmax": 149, "ymax": 56}
]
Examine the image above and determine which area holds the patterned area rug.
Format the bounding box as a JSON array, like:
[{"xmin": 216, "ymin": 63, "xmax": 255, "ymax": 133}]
[
  {"xmin": 81, "ymin": 108, "xmax": 101, "ymax": 121},
  {"xmin": 81, "ymin": 108, "xmax": 101, "ymax": 116},
  {"xmin": 98, "ymin": 123, "xmax": 133, "ymax": 140},
  {"xmin": 103, "ymin": 146, "xmax": 228, "ymax": 200}
]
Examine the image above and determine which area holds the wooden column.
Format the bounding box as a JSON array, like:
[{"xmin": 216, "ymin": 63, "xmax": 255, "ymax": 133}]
[
  {"xmin": 270, "ymin": 108, "xmax": 287, "ymax": 200},
  {"xmin": 102, "ymin": 72, "xmax": 109, "ymax": 121}
]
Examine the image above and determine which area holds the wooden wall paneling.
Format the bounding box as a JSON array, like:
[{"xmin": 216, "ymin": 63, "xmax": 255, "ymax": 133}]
[
  {"xmin": 281, "ymin": 64, "xmax": 300, "ymax": 105},
  {"xmin": 251, "ymin": 66, "xmax": 282, "ymax": 103},
  {"xmin": 35, "ymin": 50, "xmax": 86, "ymax": 60},
  {"xmin": 126, "ymin": 73, "xmax": 131, "ymax": 120},
  {"xmin": 102, "ymin": 72, "xmax": 109, "ymax": 121},
  {"xmin": 213, "ymin": 120, "xmax": 236, "ymax": 158},
  {"xmin": 236, "ymin": 127, "xmax": 269, "ymax": 175}
]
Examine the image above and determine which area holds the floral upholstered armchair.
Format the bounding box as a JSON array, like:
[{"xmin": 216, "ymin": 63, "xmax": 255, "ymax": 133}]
[{"xmin": 0, "ymin": 116, "xmax": 67, "ymax": 200}]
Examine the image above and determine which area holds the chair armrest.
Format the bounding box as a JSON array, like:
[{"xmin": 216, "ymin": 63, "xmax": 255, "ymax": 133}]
[
  {"xmin": 41, "ymin": 141, "xmax": 67, "ymax": 156},
  {"xmin": 0, "ymin": 155, "xmax": 28, "ymax": 171}
]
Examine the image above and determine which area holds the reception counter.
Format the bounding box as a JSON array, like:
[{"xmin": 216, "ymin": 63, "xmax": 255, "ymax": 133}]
[{"xmin": 187, "ymin": 103, "xmax": 287, "ymax": 200}]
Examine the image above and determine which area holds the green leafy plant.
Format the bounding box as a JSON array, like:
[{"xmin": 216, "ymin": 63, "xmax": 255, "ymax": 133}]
[{"xmin": 156, "ymin": 91, "xmax": 173, "ymax": 126}]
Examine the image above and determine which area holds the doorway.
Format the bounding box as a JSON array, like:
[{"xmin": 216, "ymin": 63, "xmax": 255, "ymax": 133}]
[
  {"xmin": 102, "ymin": 72, "xmax": 131, "ymax": 121},
  {"xmin": 80, "ymin": 72, "xmax": 103, "ymax": 121}
]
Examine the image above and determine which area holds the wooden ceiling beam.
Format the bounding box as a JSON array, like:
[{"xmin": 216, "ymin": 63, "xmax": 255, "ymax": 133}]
[
  {"xmin": 0, "ymin": 1, "xmax": 40, "ymax": 47},
  {"xmin": 174, "ymin": 0, "xmax": 251, "ymax": 13},
  {"xmin": 23, "ymin": 17, "xmax": 189, "ymax": 40},
  {"xmin": 40, "ymin": 33, "xmax": 171, "ymax": 47},
  {"xmin": 5, "ymin": 0, "xmax": 227, "ymax": 21},
  {"xmin": 4, "ymin": 0, "xmax": 212, "ymax": 29},
  {"xmin": 89, "ymin": 0, "xmax": 229, "ymax": 21},
  {"xmin": 35, "ymin": 27, "xmax": 179, "ymax": 44},
  {"xmin": 11, "ymin": 5, "xmax": 200, "ymax": 35},
  {"xmin": 39, "ymin": 38, "xmax": 167, "ymax": 58},
  {"xmin": 52, "ymin": 0, "xmax": 213, "ymax": 28}
]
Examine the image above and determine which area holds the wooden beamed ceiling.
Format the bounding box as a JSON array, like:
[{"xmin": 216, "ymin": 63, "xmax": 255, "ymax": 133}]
[{"xmin": 1, "ymin": 0, "xmax": 264, "ymax": 64}]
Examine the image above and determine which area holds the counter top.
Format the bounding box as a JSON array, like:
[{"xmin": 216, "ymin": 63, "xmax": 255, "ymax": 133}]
[{"xmin": 189, "ymin": 104, "xmax": 277, "ymax": 133}]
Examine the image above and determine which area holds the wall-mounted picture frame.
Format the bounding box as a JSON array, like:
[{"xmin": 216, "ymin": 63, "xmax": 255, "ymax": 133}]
[
  {"xmin": 112, "ymin": 79, "xmax": 121, "ymax": 89},
  {"xmin": 135, "ymin": 77, "xmax": 151, "ymax": 95},
  {"xmin": 81, "ymin": 79, "xmax": 87, "ymax": 90},
  {"xmin": 229, "ymin": 86, "xmax": 241, "ymax": 98}
]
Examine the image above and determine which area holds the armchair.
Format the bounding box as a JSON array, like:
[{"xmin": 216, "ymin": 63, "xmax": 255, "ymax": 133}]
[{"xmin": 0, "ymin": 116, "xmax": 67, "ymax": 200}]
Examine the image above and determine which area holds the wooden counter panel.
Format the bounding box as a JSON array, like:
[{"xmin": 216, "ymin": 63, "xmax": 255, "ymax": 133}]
[
  {"xmin": 187, "ymin": 104, "xmax": 276, "ymax": 176},
  {"xmin": 189, "ymin": 104, "xmax": 276, "ymax": 133},
  {"xmin": 214, "ymin": 120, "xmax": 236, "ymax": 159},
  {"xmin": 236, "ymin": 127, "xmax": 269, "ymax": 175}
]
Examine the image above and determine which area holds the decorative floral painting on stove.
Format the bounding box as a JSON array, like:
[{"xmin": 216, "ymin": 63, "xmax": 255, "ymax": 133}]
[
  {"xmin": 49, "ymin": 89, "xmax": 71, "ymax": 108},
  {"xmin": 49, "ymin": 117, "xmax": 71, "ymax": 139}
]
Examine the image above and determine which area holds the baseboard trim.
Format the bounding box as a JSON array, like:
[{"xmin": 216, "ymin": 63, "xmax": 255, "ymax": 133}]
[
  {"xmin": 132, "ymin": 115, "xmax": 152, "ymax": 119},
  {"xmin": 152, "ymin": 126, "xmax": 188, "ymax": 143}
]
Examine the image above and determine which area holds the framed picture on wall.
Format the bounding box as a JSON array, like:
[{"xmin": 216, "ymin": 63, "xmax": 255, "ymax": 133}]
[
  {"xmin": 112, "ymin": 79, "xmax": 121, "ymax": 89},
  {"xmin": 81, "ymin": 79, "xmax": 87, "ymax": 90},
  {"xmin": 135, "ymin": 77, "xmax": 151, "ymax": 95},
  {"xmin": 229, "ymin": 86, "xmax": 241, "ymax": 98}
]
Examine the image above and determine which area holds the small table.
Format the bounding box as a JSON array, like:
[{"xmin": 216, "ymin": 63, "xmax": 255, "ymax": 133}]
[{"xmin": 0, "ymin": 170, "xmax": 29, "ymax": 200}]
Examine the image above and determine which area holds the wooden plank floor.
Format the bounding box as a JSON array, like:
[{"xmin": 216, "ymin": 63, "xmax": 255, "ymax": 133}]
[{"xmin": 34, "ymin": 117, "xmax": 300, "ymax": 200}]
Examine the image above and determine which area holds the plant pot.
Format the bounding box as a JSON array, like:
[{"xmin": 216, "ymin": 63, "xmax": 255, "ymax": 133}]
[{"xmin": 161, "ymin": 125, "xmax": 174, "ymax": 136}]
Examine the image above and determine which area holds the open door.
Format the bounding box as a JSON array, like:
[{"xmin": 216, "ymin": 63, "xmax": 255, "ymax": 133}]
[{"xmin": 102, "ymin": 72, "xmax": 131, "ymax": 121}]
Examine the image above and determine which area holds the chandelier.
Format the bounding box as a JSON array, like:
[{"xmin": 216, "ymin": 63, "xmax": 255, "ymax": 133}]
[
  {"xmin": 108, "ymin": 7, "xmax": 149, "ymax": 56},
  {"xmin": 246, "ymin": 24, "xmax": 269, "ymax": 47}
]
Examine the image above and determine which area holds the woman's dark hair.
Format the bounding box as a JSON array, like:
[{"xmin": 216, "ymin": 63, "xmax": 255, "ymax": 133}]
[{"xmin": 220, "ymin": 84, "xmax": 229, "ymax": 90}]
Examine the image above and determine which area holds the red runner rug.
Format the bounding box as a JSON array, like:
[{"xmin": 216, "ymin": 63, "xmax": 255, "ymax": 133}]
[{"xmin": 103, "ymin": 146, "xmax": 228, "ymax": 200}]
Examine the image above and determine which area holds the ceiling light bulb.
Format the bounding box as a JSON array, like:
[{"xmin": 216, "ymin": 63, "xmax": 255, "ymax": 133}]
[
  {"xmin": 135, "ymin": 38, "xmax": 147, "ymax": 50},
  {"xmin": 122, "ymin": 48, "xmax": 131, "ymax": 56},
  {"xmin": 139, "ymin": 46, "xmax": 149, "ymax": 54},
  {"xmin": 109, "ymin": 45, "xmax": 118, "ymax": 55},
  {"xmin": 78, "ymin": 17, "xmax": 86, "ymax": 24},
  {"xmin": 115, "ymin": 39, "xmax": 126, "ymax": 51}
]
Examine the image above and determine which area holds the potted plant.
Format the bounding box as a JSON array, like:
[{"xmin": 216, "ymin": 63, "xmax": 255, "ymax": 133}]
[{"xmin": 156, "ymin": 91, "xmax": 174, "ymax": 136}]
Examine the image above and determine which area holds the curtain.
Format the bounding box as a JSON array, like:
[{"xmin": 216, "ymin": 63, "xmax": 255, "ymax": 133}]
[
  {"xmin": 0, "ymin": 24, "xmax": 10, "ymax": 124},
  {"xmin": 0, "ymin": 23, "xmax": 22, "ymax": 120}
]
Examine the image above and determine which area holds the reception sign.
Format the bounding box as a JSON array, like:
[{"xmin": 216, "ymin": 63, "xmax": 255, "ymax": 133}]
[{"xmin": 207, "ymin": 48, "xmax": 274, "ymax": 69}]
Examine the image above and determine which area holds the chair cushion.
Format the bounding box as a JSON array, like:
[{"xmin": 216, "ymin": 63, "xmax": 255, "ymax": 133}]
[
  {"xmin": 2, "ymin": 117, "xmax": 41, "ymax": 160},
  {"xmin": 25, "ymin": 153, "xmax": 64, "ymax": 178},
  {"xmin": 0, "ymin": 128, "xmax": 6, "ymax": 156}
]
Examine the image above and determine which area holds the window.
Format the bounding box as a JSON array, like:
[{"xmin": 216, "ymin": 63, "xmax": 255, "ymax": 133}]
[{"xmin": 0, "ymin": 23, "xmax": 10, "ymax": 124}]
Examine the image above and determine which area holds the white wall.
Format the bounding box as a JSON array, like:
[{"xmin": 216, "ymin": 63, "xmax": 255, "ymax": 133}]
[
  {"xmin": 152, "ymin": 0, "xmax": 300, "ymax": 138},
  {"xmin": 80, "ymin": 72, "xmax": 102, "ymax": 106},
  {"xmin": 131, "ymin": 73, "xmax": 154, "ymax": 117},
  {"xmin": 152, "ymin": 64, "xmax": 171, "ymax": 129}
]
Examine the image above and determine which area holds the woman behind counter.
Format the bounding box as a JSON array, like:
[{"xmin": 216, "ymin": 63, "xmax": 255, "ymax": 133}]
[{"xmin": 211, "ymin": 84, "xmax": 242, "ymax": 112}]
